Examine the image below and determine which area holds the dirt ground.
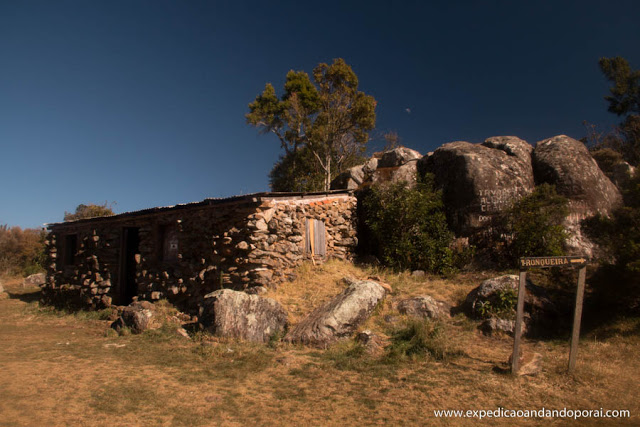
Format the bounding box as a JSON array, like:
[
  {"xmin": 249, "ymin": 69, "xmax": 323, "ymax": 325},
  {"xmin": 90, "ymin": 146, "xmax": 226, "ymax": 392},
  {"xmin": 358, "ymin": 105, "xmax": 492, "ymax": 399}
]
[{"xmin": 1, "ymin": 264, "xmax": 638, "ymax": 426}]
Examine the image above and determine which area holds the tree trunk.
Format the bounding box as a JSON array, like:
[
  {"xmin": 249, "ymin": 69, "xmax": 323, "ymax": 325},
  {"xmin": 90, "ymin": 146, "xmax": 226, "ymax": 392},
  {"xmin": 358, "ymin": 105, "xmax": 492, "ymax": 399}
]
[{"xmin": 324, "ymin": 154, "xmax": 331, "ymax": 191}]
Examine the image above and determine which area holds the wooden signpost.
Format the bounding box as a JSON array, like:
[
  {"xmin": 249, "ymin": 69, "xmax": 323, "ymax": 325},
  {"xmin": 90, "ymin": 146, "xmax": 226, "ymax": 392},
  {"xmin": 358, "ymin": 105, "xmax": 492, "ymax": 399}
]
[{"xmin": 512, "ymin": 256, "xmax": 588, "ymax": 375}]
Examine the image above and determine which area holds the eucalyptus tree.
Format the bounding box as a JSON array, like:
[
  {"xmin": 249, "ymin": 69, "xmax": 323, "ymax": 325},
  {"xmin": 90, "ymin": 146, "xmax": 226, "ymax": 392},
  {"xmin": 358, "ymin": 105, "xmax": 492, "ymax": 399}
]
[{"xmin": 247, "ymin": 58, "xmax": 376, "ymax": 191}]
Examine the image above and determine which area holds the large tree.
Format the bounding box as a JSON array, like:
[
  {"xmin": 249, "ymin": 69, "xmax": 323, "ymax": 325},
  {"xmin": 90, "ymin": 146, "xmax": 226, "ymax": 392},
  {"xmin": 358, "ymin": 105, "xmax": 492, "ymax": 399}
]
[
  {"xmin": 247, "ymin": 58, "xmax": 376, "ymax": 191},
  {"xmin": 599, "ymin": 56, "xmax": 640, "ymax": 116},
  {"xmin": 598, "ymin": 57, "xmax": 640, "ymax": 165}
]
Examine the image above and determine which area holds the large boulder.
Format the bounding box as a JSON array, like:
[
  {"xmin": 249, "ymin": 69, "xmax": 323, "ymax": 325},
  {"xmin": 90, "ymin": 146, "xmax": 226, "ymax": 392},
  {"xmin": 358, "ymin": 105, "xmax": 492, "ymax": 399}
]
[
  {"xmin": 377, "ymin": 147, "xmax": 422, "ymax": 168},
  {"xmin": 533, "ymin": 135, "xmax": 622, "ymax": 217},
  {"xmin": 330, "ymin": 148, "xmax": 420, "ymax": 190},
  {"xmin": 285, "ymin": 279, "xmax": 387, "ymax": 347},
  {"xmin": 397, "ymin": 295, "xmax": 451, "ymax": 319},
  {"xmin": 465, "ymin": 275, "xmax": 557, "ymax": 335},
  {"xmin": 371, "ymin": 160, "xmax": 419, "ymax": 188},
  {"xmin": 23, "ymin": 273, "xmax": 45, "ymax": 288},
  {"xmin": 420, "ymin": 137, "xmax": 535, "ymax": 237},
  {"xmin": 199, "ymin": 289, "xmax": 288, "ymax": 343},
  {"xmin": 482, "ymin": 135, "xmax": 534, "ymax": 164},
  {"xmin": 532, "ymin": 135, "xmax": 623, "ymax": 256},
  {"xmin": 330, "ymin": 164, "xmax": 366, "ymax": 190}
]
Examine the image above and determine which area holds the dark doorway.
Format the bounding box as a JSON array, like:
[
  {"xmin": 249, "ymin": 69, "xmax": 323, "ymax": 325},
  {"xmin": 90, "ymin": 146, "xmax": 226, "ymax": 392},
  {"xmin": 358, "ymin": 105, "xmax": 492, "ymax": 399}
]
[{"xmin": 119, "ymin": 227, "xmax": 140, "ymax": 305}]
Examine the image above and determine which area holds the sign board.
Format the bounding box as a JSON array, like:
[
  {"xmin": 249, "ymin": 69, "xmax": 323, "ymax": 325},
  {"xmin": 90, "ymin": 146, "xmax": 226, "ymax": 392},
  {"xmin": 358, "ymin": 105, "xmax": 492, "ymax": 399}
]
[
  {"xmin": 512, "ymin": 256, "xmax": 588, "ymax": 375},
  {"xmin": 519, "ymin": 256, "xmax": 587, "ymax": 269}
]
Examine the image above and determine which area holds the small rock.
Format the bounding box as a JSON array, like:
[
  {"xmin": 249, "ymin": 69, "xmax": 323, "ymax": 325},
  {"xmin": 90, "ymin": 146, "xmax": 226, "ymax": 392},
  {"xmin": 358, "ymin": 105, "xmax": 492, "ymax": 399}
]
[
  {"xmin": 245, "ymin": 286, "xmax": 267, "ymax": 295},
  {"xmin": 355, "ymin": 330, "xmax": 386, "ymax": 355},
  {"xmin": 23, "ymin": 273, "xmax": 45, "ymax": 288},
  {"xmin": 103, "ymin": 343, "xmax": 126, "ymax": 348},
  {"xmin": 480, "ymin": 317, "xmax": 527, "ymax": 336},
  {"xmin": 176, "ymin": 327, "xmax": 190, "ymax": 338},
  {"xmin": 411, "ymin": 270, "xmax": 426, "ymax": 278},
  {"xmin": 110, "ymin": 301, "xmax": 159, "ymax": 334},
  {"xmin": 397, "ymin": 295, "xmax": 451, "ymax": 319}
]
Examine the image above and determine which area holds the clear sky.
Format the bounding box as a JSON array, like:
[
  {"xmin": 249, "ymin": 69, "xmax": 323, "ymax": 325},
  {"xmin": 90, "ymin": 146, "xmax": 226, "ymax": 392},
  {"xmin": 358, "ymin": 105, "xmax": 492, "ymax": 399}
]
[{"xmin": 1, "ymin": 0, "xmax": 639, "ymax": 229}]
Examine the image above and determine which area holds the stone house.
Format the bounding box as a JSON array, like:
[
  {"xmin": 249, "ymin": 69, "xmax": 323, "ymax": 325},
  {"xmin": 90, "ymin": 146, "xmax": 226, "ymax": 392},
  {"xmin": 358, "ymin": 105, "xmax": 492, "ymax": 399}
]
[{"xmin": 42, "ymin": 191, "xmax": 357, "ymax": 313}]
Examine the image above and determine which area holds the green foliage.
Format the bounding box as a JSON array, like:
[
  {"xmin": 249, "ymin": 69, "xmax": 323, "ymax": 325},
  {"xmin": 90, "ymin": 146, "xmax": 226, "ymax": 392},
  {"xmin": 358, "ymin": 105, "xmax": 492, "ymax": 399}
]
[
  {"xmin": 583, "ymin": 174, "xmax": 640, "ymax": 311},
  {"xmin": 64, "ymin": 202, "xmax": 115, "ymax": 222},
  {"xmin": 385, "ymin": 319, "xmax": 455, "ymax": 362},
  {"xmin": 620, "ymin": 114, "xmax": 640, "ymax": 166},
  {"xmin": 503, "ymin": 184, "xmax": 569, "ymax": 261},
  {"xmin": 595, "ymin": 57, "xmax": 640, "ymax": 166},
  {"xmin": 0, "ymin": 225, "xmax": 46, "ymax": 276},
  {"xmin": 591, "ymin": 148, "xmax": 624, "ymax": 175},
  {"xmin": 599, "ymin": 56, "xmax": 640, "ymax": 116},
  {"xmin": 269, "ymin": 146, "xmax": 327, "ymax": 192},
  {"xmin": 247, "ymin": 58, "xmax": 377, "ymax": 191},
  {"xmin": 360, "ymin": 175, "xmax": 463, "ymax": 275},
  {"xmin": 475, "ymin": 287, "xmax": 517, "ymax": 319}
]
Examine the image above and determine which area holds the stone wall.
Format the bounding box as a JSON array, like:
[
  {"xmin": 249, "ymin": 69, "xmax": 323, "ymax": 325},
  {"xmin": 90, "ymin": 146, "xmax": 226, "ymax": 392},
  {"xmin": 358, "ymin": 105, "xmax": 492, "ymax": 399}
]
[{"xmin": 43, "ymin": 193, "xmax": 357, "ymax": 312}]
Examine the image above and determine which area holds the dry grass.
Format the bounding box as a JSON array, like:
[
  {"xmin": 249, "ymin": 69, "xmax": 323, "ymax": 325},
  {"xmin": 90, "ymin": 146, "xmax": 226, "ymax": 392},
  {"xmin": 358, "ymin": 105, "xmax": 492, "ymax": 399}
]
[{"xmin": 1, "ymin": 264, "xmax": 639, "ymax": 426}]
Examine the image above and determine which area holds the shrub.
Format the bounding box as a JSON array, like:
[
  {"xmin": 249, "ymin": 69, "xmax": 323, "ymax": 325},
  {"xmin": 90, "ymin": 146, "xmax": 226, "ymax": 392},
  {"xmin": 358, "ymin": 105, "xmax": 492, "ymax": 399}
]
[
  {"xmin": 475, "ymin": 287, "xmax": 517, "ymax": 319},
  {"xmin": 0, "ymin": 225, "xmax": 46, "ymax": 276},
  {"xmin": 360, "ymin": 175, "xmax": 465, "ymax": 274},
  {"xmin": 583, "ymin": 174, "xmax": 640, "ymax": 312},
  {"xmin": 503, "ymin": 184, "xmax": 569, "ymax": 262},
  {"xmin": 64, "ymin": 202, "xmax": 115, "ymax": 222}
]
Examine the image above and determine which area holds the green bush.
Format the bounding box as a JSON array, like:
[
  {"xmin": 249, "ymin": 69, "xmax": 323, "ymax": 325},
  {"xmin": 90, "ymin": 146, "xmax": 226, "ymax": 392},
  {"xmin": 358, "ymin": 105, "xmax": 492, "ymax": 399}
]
[
  {"xmin": 503, "ymin": 184, "xmax": 569, "ymax": 261},
  {"xmin": 475, "ymin": 287, "xmax": 517, "ymax": 319},
  {"xmin": 360, "ymin": 175, "xmax": 465, "ymax": 274},
  {"xmin": 583, "ymin": 174, "xmax": 640, "ymax": 312}
]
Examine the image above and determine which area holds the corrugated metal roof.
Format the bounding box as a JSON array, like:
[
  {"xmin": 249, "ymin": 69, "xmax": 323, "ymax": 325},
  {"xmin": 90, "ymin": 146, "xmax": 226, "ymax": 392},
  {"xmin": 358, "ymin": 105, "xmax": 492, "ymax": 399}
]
[{"xmin": 45, "ymin": 190, "xmax": 354, "ymax": 228}]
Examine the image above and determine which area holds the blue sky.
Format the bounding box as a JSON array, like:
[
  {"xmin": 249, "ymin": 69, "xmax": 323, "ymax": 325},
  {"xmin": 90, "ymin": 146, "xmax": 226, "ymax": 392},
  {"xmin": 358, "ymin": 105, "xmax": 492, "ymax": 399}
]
[{"xmin": 1, "ymin": 1, "xmax": 639, "ymax": 228}]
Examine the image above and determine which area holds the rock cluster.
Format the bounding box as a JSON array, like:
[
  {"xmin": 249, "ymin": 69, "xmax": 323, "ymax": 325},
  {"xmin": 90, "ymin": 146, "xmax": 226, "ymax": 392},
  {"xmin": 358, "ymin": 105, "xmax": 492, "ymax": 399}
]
[
  {"xmin": 332, "ymin": 135, "xmax": 623, "ymax": 256},
  {"xmin": 331, "ymin": 147, "xmax": 422, "ymax": 190}
]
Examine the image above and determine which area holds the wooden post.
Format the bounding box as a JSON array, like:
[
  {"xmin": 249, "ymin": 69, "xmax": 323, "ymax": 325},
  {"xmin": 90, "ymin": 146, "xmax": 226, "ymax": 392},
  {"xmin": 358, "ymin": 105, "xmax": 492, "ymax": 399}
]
[
  {"xmin": 511, "ymin": 270, "xmax": 527, "ymax": 374},
  {"xmin": 568, "ymin": 266, "xmax": 587, "ymax": 372}
]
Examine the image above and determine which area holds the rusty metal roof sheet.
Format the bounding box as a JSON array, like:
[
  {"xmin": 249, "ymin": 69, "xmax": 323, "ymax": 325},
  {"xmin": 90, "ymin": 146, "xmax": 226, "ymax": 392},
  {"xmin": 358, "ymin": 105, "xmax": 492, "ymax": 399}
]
[{"xmin": 45, "ymin": 190, "xmax": 354, "ymax": 228}]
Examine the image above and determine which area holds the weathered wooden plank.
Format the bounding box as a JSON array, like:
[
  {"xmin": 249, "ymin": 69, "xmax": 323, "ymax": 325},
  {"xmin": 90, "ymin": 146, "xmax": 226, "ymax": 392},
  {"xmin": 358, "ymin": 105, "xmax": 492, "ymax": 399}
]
[
  {"xmin": 511, "ymin": 270, "xmax": 527, "ymax": 374},
  {"xmin": 568, "ymin": 266, "xmax": 587, "ymax": 372}
]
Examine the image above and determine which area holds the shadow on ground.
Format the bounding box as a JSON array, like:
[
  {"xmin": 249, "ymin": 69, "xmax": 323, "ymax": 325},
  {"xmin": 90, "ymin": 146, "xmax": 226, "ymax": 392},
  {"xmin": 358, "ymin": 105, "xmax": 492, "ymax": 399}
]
[{"xmin": 7, "ymin": 288, "xmax": 41, "ymax": 304}]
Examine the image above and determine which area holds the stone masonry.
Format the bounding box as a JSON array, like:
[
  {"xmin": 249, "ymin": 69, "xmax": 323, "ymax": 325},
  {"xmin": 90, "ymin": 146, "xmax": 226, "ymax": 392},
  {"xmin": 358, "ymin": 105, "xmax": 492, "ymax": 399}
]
[{"xmin": 42, "ymin": 192, "xmax": 357, "ymax": 313}]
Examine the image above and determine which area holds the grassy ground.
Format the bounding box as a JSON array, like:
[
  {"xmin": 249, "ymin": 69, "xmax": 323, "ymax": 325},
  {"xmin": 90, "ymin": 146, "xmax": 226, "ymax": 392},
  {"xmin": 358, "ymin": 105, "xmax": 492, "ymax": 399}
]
[{"xmin": 0, "ymin": 262, "xmax": 638, "ymax": 426}]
